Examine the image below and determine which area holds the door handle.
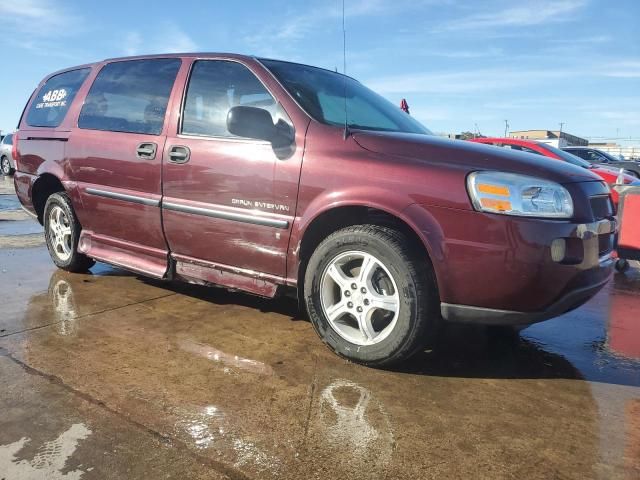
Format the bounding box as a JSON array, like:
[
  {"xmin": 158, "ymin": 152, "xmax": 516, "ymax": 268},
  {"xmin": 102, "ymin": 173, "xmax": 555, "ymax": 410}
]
[
  {"xmin": 168, "ymin": 145, "xmax": 190, "ymax": 164},
  {"xmin": 136, "ymin": 142, "xmax": 157, "ymax": 160}
]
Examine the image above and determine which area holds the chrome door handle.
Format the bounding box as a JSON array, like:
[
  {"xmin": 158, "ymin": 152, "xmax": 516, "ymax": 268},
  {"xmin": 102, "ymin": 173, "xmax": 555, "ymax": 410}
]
[
  {"xmin": 168, "ymin": 145, "xmax": 190, "ymax": 164},
  {"xmin": 136, "ymin": 142, "xmax": 157, "ymax": 160}
]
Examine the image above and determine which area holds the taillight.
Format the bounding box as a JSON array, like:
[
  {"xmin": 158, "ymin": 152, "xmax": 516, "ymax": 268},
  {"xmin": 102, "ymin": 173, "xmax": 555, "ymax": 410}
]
[{"xmin": 11, "ymin": 131, "xmax": 18, "ymax": 170}]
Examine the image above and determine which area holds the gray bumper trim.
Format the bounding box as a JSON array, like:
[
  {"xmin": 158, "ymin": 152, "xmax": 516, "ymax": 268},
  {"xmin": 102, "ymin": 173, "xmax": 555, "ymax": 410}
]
[{"xmin": 441, "ymin": 275, "xmax": 612, "ymax": 326}]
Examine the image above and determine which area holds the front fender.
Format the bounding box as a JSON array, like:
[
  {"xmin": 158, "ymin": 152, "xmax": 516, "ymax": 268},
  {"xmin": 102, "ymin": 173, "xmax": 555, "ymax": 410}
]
[{"xmin": 287, "ymin": 185, "xmax": 447, "ymax": 289}]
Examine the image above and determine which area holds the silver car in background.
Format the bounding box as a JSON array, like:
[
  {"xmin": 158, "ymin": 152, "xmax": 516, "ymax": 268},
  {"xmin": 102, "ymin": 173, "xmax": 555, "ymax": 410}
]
[{"xmin": 0, "ymin": 133, "xmax": 15, "ymax": 175}]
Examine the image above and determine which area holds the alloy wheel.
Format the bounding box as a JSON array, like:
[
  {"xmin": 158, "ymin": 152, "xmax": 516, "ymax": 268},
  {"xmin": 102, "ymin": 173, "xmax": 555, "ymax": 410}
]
[
  {"xmin": 48, "ymin": 205, "xmax": 73, "ymax": 261},
  {"xmin": 320, "ymin": 250, "xmax": 400, "ymax": 346}
]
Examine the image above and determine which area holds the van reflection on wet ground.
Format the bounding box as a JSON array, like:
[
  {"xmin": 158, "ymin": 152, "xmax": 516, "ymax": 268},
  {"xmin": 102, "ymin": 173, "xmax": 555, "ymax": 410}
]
[{"xmin": 0, "ymin": 243, "xmax": 639, "ymax": 479}]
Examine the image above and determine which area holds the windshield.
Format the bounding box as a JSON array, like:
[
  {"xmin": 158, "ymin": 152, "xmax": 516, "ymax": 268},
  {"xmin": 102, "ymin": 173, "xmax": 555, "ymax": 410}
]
[
  {"xmin": 260, "ymin": 59, "xmax": 431, "ymax": 135},
  {"xmin": 540, "ymin": 143, "xmax": 592, "ymax": 168}
]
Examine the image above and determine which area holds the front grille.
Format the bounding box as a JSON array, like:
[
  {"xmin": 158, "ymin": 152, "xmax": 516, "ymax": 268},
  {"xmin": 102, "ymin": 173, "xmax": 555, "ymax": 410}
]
[
  {"xmin": 589, "ymin": 195, "xmax": 615, "ymax": 257},
  {"xmin": 590, "ymin": 195, "xmax": 614, "ymax": 220}
]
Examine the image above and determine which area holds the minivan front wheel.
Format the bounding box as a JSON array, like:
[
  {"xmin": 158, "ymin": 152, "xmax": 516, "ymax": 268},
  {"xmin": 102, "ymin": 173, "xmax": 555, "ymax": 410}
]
[
  {"xmin": 304, "ymin": 225, "xmax": 438, "ymax": 366},
  {"xmin": 44, "ymin": 192, "xmax": 95, "ymax": 272}
]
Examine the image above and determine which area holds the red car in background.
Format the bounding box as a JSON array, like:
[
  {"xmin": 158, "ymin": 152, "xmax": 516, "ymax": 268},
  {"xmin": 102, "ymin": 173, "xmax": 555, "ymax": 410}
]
[{"xmin": 468, "ymin": 137, "xmax": 639, "ymax": 206}]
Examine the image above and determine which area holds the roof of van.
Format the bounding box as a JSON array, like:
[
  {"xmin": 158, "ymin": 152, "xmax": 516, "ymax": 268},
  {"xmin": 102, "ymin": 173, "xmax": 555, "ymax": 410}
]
[
  {"xmin": 102, "ymin": 52, "xmax": 253, "ymax": 62},
  {"xmin": 44, "ymin": 53, "xmax": 350, "ymax": 82}
]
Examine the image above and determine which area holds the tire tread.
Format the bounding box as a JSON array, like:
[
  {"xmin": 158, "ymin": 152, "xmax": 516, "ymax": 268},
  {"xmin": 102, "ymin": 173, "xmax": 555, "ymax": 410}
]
[{"xmin": 304, "ymin": 224, "xmax": 439, "ymax": 367}]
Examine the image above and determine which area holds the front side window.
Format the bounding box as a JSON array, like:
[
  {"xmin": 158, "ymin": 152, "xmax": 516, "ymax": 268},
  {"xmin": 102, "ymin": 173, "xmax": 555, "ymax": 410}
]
[
  {"xmin": 260, "ymin": 59, "xmax": 431, "ymax": 135},
  {"xmin": 181, "ymin": 60, "xmax": 278, "ymax": 138},
  {"xmin": 2, "ymin": 134, "xmax": 13, "ymax": 145},
  {"xmin": 26, "ymin": 68, "xmax": 90, "ymax": 128},
  {"xmin": 78, "ymin": 59, "xmax": 181, "ymax": 135}
]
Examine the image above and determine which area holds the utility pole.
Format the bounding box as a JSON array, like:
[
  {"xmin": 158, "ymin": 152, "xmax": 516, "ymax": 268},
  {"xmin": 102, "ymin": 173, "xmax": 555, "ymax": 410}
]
[
  {"xmin": 474, "ymin": 123, "xmax": 479, "ymax": 138},
  {"xmin": 559, "ymin": 122, "xmax": 564, "ymax": 135},
  {"xmin": 504, "ymin": 120, "xmax": 509, "ymax": 138}
]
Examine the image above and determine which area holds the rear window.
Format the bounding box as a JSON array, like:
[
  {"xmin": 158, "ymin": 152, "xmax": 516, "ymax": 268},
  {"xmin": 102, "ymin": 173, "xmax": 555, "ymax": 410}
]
[
  {"xmin": 78, "ymin": 59, "xmax": 181, "ymax": 135},
  {"xmin": 26, "ymin": 68, "xmax": 91, "ymax": 128}
]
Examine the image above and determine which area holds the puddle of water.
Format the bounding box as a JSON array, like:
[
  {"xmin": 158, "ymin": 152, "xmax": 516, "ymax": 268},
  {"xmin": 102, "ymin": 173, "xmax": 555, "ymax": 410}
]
[
  {"xmin": 0, "ymin": 194, "xmax": 21, "ymax": 211},
  {"xmin": 522, "ymin": 283, "xmax": 640, "ymax": 387},
  {"xmin": 0, "ymin": 423, "xmax": 92, "ymax": 479},
  {"xmin": 178, "ymin": 339, "xmax": 275, "ymax": 376},
  {"xmin": 317, "ymin": 379, "xmax": 394, "ymax": 472},
  {"xmin": 172, "ymin": 404, "xmax": 282, "ymax": 476},
  {"xmin": 0, "ymin": 218, "xmax": 42, "ymax": 236}
]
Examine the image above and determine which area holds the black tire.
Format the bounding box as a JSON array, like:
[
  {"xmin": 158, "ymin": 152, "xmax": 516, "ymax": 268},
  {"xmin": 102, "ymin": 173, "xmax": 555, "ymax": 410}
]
[
  {"xmin": 304, "ymin": 225, "xmax": 439, "ymax": 367},
  {"xmin": 1, "ymin": 156, "xmax": 13, "ymax": 176},
  {"xmin": 44, "ymin": 192, "xmax": 95, "ymax": 272},
  {"xmin": 615, "ymin": 258, "xmax": 630, "ymax": 273}
]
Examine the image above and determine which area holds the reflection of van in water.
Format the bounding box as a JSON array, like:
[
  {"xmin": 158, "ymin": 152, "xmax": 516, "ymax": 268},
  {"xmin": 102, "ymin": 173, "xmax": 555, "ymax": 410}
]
[{"xmin": 13, "ymin": 53, "xmax": 614, "ymax": 366}]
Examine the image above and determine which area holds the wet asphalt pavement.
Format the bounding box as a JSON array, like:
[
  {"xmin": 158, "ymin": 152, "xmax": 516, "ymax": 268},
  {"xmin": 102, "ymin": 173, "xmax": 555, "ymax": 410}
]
[{"xmin": 1, "ymin": 175, "xmax": 639, "ymax": 479}]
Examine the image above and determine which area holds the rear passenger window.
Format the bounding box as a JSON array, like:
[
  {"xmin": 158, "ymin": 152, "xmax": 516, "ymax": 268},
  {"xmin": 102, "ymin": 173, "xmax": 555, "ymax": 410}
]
[
  {"xmin": 78, "ymin": 59, "xmax": 181, "ymax": 135},
  {"xmin": 181, "ymin": 60, "xmax": 277, "ymax": 137},
  {"xmin": 26, "ymin": 68, "xmax": 90, "ymax": 128}
]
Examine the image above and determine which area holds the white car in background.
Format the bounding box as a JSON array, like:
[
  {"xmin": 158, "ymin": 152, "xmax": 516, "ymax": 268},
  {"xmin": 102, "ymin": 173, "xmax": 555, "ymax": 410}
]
[{"xmin": 0, "ymin": 133, "xmax": 15, "ymax": 175}]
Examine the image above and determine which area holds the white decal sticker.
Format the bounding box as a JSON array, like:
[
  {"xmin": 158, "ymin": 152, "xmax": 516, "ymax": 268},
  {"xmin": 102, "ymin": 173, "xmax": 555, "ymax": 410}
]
[
  {"xmin": 232, "ymin": 198, "xmax": 290, "ymax": 212},
  {"xmin": 36, "ymin": 88, "xmax": 68, "ymax": 109}
]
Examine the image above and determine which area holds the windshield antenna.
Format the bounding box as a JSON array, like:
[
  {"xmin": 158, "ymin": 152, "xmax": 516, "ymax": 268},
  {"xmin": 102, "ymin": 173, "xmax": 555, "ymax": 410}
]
[{"xmin": 342, "ymin": 0, "xmax": 350, "ymax": 140}]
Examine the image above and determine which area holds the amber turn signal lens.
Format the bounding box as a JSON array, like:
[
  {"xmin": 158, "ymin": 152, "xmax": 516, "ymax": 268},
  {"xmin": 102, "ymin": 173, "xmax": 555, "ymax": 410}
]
[
  {"xmin": 480, "ymin": 198, "xmax": 512, "ymax": 211},
  {"xmin": 477, "ymin": 183, "xmax": 510, "ymax": 196}
]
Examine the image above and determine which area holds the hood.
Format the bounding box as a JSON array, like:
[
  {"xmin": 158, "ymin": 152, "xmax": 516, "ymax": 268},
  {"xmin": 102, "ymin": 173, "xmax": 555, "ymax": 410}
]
[
  {"xmin": 352, "ymin": 130, "xmax": 601, "ymax": 184},
  {"xmin": 590, "ymin": 166, "xmax": 638, "ymax": 185}
]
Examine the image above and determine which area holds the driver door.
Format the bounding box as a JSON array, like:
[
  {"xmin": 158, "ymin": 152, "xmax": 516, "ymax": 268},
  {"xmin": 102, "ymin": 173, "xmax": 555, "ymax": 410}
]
[{"xmin": 161, "ymin": 59, "xmax": 301, "ymax": 287}]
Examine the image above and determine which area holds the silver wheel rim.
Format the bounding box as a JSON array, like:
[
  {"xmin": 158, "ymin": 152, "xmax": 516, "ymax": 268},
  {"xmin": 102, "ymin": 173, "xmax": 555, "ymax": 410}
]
[
  {"xmin": 1, "ymin": 158, "xmax": 9, "ymax": 174},
  {"xmin": 320, "ymin": 250, "xmax": 400, "ymax": 346},
  {"xmin": 48, "ymin": 205, "xmax": 72, "ymax": 261}
]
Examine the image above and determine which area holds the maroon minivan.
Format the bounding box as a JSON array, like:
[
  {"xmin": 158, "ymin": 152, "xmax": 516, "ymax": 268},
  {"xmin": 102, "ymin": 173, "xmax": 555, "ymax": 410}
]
[{"xmin": 13, "ymin": 53, "xmax": 615, "ymax": 366}]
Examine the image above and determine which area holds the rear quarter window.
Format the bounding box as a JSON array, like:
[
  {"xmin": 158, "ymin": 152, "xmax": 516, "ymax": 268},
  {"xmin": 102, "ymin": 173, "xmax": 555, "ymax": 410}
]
[{"xmin": 26, "ymin": 68, "xmax": 91, "ymax": 128}]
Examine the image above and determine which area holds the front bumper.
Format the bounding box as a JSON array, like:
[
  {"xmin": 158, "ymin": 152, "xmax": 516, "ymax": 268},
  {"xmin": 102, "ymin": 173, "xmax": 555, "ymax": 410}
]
[
  {"xmin": 441, "ymin": 263, "xmax": 612, "ymax": 325},
  {"xmin": 437, "ymin": 215, "xmax": 616, "ymax": 325}
]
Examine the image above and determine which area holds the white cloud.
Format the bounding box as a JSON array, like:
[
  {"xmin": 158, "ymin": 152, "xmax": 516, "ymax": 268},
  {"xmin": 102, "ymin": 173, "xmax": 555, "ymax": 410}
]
[
  {"xmin": 161, "ymin": 28, "xmax": 198, "ymax": 53},
  {"xmin": 244, "ymin": 0, "xmax": 452, "ymax": 54},
  {"xmin": 122, "ymin": 32, "xmax": 142, "ymax": 56},
  {"xmin": 0, "ymin": 0, "xmax": 82, "ymax": 36},
  {"xmin": 120, "ymin": 24, "xmax": 198, "ymax": 56},
  {"xmin": 436, "ymin": 0, "xmax": 587, "ymax": 31},
  {"xmin": 602, "ymin": 61, "xmax": 640, "ymax": 78},
  {"xmin": 0, "ymin": 0, "xmax": 85, "ymax": 55},
  {"xmin": 366, "ymin": 67, "xmax": 572, "ymax": 95}
]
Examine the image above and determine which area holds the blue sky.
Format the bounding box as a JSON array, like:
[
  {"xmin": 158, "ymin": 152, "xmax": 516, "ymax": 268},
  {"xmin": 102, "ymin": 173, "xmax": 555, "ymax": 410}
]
[{"xmin": 0, "ymin": 0, "xmax": 638, "ymax": 142}]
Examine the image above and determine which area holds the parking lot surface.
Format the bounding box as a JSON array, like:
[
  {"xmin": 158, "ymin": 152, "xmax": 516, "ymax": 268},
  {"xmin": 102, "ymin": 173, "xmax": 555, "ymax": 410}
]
[{"xmin": 1, "ymin": 176, "xmax": 639, "ymax": 479}]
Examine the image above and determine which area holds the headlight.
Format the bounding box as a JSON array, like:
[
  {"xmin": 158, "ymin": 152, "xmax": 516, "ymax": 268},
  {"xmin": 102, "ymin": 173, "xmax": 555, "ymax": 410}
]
[{"xmin": 467, "ymin": 171, "xmax": 574, "ymax": 218}]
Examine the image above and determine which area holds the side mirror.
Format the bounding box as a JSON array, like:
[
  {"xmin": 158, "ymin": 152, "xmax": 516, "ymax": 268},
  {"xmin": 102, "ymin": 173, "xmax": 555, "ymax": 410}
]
[{"xmin": 227, "ymin": 106, "xmax": 277, "ymax": 142}]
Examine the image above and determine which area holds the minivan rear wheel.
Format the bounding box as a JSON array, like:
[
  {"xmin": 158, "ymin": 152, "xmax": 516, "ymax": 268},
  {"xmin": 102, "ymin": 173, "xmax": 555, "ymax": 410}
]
[
  {"xmin": 304, "ymin": 225, "xmax": 439, "ymax": 366},
  {"xmin": 44, "ymin": 192, "xmax": 95, "ymax": 272}
]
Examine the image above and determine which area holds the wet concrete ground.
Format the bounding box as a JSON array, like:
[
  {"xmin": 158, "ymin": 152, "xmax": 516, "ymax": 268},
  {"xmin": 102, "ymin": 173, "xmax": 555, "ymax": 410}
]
[{"xmin": 1, "ymin": 175, "xmax": 639, "ymax": 479}]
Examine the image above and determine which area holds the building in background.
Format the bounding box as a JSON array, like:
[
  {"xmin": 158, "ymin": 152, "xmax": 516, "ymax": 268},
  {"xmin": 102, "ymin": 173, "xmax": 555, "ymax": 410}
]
[
  {"xmin": 509, "ymin": 130, "xmax": 588, "ymax": 148},
  {"xmin": 440, "ymin": 131, "xmax": 485, "ymax": 141}
]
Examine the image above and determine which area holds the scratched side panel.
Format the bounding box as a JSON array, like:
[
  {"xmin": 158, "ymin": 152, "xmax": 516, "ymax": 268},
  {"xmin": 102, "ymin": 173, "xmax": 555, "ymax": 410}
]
[{"xmin": 161, "ymin": 136, "xmax": 291, "ymax": 277}]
